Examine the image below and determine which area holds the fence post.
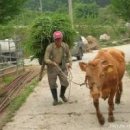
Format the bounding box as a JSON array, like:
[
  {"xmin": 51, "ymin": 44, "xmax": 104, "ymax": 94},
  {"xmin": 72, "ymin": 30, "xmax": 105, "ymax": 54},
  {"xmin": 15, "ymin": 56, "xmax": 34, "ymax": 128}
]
[{"xmin": 0, "ymin": 44, "xmax": 3, "ymax": 75}]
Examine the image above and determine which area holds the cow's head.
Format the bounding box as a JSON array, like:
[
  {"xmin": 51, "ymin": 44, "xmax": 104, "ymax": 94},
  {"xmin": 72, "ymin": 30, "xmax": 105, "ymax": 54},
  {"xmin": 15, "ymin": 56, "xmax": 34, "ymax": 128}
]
[{"xmin": 79, "ymin": 60, "xmax": 114, "ymax": 98}]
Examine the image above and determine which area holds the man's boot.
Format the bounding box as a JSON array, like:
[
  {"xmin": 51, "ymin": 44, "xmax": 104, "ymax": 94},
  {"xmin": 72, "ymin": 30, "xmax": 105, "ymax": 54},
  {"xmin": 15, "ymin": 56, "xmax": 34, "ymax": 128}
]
[
  {"xmin": 60, "ymin": 86, "xmax": 68, "ymax": 102},
  {"xmin": 50, "ymin": 89, "xmax": 62, "ymax": 106}
]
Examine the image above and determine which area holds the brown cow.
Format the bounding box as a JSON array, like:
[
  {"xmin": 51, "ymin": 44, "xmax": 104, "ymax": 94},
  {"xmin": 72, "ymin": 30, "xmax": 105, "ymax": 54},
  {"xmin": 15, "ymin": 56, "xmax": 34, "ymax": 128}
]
[{"xmin": 79, "ymin": 48, "xmax": 125, "ymax": 125}]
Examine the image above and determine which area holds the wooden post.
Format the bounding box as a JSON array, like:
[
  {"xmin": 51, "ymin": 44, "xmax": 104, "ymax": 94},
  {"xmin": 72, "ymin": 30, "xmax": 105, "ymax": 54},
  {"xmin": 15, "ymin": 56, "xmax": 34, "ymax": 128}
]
[
  {"xmin": 39, "ymin": 61, "xmax": 45, "ymax": 81},
  {"xmin": 68, "ymin": 0, "xmax": 74, "ymax": 28}
]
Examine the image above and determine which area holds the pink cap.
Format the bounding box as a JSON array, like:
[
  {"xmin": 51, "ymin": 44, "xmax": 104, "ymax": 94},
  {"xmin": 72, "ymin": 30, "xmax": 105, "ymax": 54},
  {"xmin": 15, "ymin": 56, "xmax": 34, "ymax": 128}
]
[{"xmin": 53, "ymin": 31, "xmax": 63, "ymax": 40}]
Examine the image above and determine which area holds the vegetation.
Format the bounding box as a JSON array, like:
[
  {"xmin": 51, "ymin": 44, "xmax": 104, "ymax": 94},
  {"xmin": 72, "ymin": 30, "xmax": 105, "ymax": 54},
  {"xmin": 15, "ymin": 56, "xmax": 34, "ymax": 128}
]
[
  {"xmin": 0, "ymin": 79, "xmax": 38, "ymax": 129},
  {"xmin": 24, "ymin": 0, "xmax": 110, "ymax": 12},
  {"xmin": 74, "ymin": 2, "xmax": 99, "ymax": 19},
  {"xmin": 111, "ymin": 0, "xmax": 130, "ymax": 21},
  {"xmin": 2, "ymin": 76, "xmax": 15, "ymax": 85},
  {"xmin": 24, "ymin": 0, "xmax": 68, "ymax": 13},
  {"xmin": 9, "ymin": 79, "xmax": 37, "ymax": 112},
  {"xmin": 0, "ymin": 0, "xmax": 130, "ymax": 56},
  {"xmin": 0, "ymin": 0, "xmax": 27, "ymax": 24},
  {"xmin": 25, "ymin": 14, "xmax": 75, "ymax": 65}
]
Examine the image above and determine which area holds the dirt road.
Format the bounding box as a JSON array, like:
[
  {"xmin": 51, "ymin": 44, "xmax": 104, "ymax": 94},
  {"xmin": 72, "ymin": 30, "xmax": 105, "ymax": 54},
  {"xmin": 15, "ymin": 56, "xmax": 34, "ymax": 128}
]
[{"xmin": 2, "ymin": 45, "xmax": 130, "ymax": 130}]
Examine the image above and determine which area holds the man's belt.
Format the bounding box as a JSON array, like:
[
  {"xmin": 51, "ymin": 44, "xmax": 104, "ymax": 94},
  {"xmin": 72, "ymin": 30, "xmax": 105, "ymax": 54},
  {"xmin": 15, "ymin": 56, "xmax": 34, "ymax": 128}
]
[{"xmin": 59, "ymin": 63, "xmax": 62, "ymax": 66}]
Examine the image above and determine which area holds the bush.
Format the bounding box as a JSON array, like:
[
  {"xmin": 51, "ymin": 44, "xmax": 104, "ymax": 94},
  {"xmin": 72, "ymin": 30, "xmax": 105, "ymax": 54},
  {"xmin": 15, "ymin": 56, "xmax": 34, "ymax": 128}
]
[
  {"xmin": 0, "ymin": 25, "xmax": 29, "ymax": 43},
  {"xmin": 25, "ymin": 14, "xmax": 76, "ymax": 65},
  {"xmin": 74, "ymin": 2, "xmax": 99, "ymax": 19},
  {"xmin": 0, "ymin": 26, "xmax": 15, "ymax": 39}
]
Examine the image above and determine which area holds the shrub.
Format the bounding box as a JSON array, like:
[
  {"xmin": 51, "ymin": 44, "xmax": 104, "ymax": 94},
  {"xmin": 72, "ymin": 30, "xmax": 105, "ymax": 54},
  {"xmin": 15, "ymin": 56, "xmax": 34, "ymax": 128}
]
[{"xmin": 25, "ymin": 14, "xmax": 76, "ymax": 65}]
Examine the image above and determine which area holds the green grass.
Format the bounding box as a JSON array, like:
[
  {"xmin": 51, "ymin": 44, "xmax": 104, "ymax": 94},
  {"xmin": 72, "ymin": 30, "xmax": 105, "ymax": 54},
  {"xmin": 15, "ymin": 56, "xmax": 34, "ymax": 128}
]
[
  {"xmin": 9, "ymin": 80, "xmax": 37, "ymax": 112},
  {"xmin": 2, "ymin": 76, "xmax": 15, "ymax": 85},
  {"xmin": 0, "ymin": 79, "xmax": 38, "ymax": 129},
  {"xmin": 126, "ymin": 63, "xmax": 130, "ymax": 76}
]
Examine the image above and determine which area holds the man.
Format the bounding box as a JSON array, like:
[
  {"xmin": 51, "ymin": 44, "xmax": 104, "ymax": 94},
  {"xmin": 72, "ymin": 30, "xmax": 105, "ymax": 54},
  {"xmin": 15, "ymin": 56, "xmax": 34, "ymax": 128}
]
[{"xmin": 44, "ymin": 31, "xmax": 72, "ymax": 106}]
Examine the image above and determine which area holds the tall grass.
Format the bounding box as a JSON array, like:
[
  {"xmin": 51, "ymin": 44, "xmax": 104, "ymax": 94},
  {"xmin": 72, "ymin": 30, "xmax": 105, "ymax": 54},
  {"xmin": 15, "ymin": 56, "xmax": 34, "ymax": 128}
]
[{"xmin": 2, "ymin": 76, "xmax": 15, "ymax": 85}]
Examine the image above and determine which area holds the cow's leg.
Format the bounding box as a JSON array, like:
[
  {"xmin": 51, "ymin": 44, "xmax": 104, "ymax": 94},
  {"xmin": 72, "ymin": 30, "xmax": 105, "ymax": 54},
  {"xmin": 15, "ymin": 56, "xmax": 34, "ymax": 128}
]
[
  {"xmin": 108, "ymin": 90, "xmax": 115, "ymax": 122},
  {"xmin": 93, "ymin": 98, "xmax": 105, "ymax": 125},
  {"xmin": 115, "ymin": 81, "xmax": 122, "ymax": 104}
]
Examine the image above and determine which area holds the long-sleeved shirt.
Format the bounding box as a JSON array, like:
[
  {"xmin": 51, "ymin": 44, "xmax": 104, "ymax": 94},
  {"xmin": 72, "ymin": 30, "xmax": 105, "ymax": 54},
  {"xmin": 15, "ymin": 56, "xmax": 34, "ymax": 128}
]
[{"xmin": 44, "ymin": 42, "xmax": 72, "ymax": 65}]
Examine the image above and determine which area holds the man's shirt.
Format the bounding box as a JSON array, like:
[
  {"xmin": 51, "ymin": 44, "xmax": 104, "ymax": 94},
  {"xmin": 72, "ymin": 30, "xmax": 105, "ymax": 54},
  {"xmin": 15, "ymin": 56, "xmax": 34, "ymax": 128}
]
[{"xmin": 44, "ymin": 42, "xmax": 72, "ymax": 65}]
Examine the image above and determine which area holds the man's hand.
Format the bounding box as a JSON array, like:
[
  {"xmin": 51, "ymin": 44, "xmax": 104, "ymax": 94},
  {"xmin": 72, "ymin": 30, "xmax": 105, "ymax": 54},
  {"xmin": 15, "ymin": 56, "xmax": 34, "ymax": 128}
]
[
  {"xmin": 52, "ymin": 62, "xmax": 57, "ymax": 66},
  {"xmin": 66, "ymin": 63, "xmax": 72, "ymax": 69}
]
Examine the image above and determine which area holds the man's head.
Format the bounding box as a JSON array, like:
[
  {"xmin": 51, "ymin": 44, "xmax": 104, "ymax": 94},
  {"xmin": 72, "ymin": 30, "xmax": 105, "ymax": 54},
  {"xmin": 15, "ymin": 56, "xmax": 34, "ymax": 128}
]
[{"xmin": 53, "ymin": 31, "xmax": 63, "ymax": 47}]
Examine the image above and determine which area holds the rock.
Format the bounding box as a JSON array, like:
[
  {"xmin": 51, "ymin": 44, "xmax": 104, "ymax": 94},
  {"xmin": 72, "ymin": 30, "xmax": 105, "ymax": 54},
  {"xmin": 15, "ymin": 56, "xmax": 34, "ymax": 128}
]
[
  {"xmin": 112, "ymin": 41, "xmax": 118, "ymax": 44},
  {"xmin": 99, "ymin": 33, "xmax": 110, "ymax": 41}
]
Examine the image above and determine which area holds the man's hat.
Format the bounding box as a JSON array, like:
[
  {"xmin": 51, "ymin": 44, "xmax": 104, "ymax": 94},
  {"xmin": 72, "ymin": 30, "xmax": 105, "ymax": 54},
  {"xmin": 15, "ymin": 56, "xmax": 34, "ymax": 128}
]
[{"xmin": 53, "ymin": 31, "xmax": 63, "ymax": 40}]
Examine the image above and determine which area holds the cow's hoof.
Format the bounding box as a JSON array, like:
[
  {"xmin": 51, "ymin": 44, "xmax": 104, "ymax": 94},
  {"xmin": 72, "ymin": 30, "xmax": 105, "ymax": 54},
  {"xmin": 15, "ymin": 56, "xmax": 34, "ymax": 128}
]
[
  {"xmin": 108, "ymin": 116, "xmax": 115, "ymax": 122},
  {"xmin": 98, "ymin": 116, "xmax": 105, "ymax": 125}
]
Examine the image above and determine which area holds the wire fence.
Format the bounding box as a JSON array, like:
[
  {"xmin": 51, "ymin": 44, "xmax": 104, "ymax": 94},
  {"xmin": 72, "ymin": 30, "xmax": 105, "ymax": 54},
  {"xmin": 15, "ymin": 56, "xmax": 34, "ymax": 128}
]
[{"xmin": 0, "ymin": 39, "xmax": 24, "ymax": 77}]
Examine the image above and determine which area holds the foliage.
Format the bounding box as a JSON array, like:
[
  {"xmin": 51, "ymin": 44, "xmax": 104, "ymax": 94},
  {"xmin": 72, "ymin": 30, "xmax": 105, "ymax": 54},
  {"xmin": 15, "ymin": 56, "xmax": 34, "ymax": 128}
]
[
  {"xmin": 0, "ymin": 26, "xmax": 15, "ymax": 39},
  {"xmin": 98, "ymin": 5, "xmax": 119, "ymax": 25},
  {"xmin": 25, "ymin": 14, "xmax": 75, "ymax": 65},
  {"xmin": 9, "ymin": 10, "xmax": 42, "ymax": 26},
  {"xmin": 2, "ymin": 76, "xmax": 14, "ymax": 85},
  {"xmin": 0, "ymin": 25, "xmax": 29, "ymax": 48},
  {"xmin": 51, "ymin": 14, "xmax": 76, "ymax": 47},
  {"xmin": 74, "ymin": 2, "xmax": 99, "ymax": 18},
  {"xmin": 24, "ymin": 0, "xmax": 68, "ymax": 13},
  {"xmin": 9, "ymin": 79, "xmax": 37, "ymax": 111},
  {"xmin": 111, "ymin": 0, "xmax": 130, "ymax": 21},
  {"xmin": 74, "ymin": 3, "xmax": 128, "ymax": 41},
  {"xmin": 75, "ymin": 23, "xmax": 127, "ymax": 40},
  {"xmin": 75, "ymin": 0, "xmax": 110, "ymax": 7},
  {"xmin": 96, "ymin": 0, "xmax": 110, "ymax": 7},
  {"xmin": 0, "ymin": 0, "xmax": 27, "ymax": 24},
  {"xmin": 24, "ymin": 0, "xmax": 110, "ymax": 14}
]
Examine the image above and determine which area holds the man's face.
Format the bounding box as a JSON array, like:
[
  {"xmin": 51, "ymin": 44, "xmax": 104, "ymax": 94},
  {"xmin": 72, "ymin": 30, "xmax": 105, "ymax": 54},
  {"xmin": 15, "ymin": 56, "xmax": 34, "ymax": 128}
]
[{"xmin": 55, "ymin": 38, "xmax": 62, "ymax": 47}]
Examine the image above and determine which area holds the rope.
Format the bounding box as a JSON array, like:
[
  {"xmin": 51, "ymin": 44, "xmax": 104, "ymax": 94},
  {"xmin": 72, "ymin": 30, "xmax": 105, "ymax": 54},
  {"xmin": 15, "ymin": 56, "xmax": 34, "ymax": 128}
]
[
  {"xmin": 69, "ymin": 70, "xmax": 86, "ymax": 86},
  {"xmin": 55, "ymin": 65, "xmax": 85, "ymax": 86},
  {"xmin": 55, "ymin": 65, "xmax": 86, "ymax": 100}
]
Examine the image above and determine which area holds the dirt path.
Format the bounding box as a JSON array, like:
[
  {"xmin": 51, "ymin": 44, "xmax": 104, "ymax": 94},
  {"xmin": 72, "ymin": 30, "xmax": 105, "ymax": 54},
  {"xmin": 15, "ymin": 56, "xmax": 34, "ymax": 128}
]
[
  {"xmin": 2, "ymin": 45, "xmax": 130, "ymax": 130},
  {"xmin": 2, "ymin": 59, "xmax": 130, "ymax": 130}
]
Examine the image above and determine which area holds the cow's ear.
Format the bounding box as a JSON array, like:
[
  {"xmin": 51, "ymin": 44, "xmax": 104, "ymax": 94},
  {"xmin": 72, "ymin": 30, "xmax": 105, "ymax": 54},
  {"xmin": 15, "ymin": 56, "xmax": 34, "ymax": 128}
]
[
  {"xmin": 79, "ymin": 62, "xmax": 87, "ymax": 71},
  {"xmin": 103, "ymin": 64, "xmax": 114, "ymax": 73}
]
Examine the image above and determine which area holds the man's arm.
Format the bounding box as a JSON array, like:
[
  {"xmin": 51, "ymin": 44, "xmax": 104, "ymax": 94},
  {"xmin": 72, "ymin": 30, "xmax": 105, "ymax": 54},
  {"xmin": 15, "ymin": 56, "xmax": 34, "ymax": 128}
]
[
  {"xmin": 66, "ymin": 44, "xmax": 72, "ymax": 66},
  {"xmin": 44, "ymin": 45, "xmax": 54, "ymax": 65}
]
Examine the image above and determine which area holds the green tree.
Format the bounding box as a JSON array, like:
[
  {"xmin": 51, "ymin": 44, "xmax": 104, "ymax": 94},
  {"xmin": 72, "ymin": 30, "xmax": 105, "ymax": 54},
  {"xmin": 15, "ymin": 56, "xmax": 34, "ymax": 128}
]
[
  {"xmin": 74, "ymin": 0, "xmax": 110, "ymax": 7},
  {"xmin": 74, "ymin": 2, "xmax": 99, "ymax": 18},
  {"xmin": 0, "ymin": 0, "xmax": 27, "ymax": 24},
  {"xmin": 96, "ymin": 0, "xmax": 110, "ymax": 6},
  {"xmin": 111, "ymin": 0, "xmax": 130, "ymax": 21},
  {"xmin": 25, "ymin": 0, "xmax": 68, "ymax": 13}
]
